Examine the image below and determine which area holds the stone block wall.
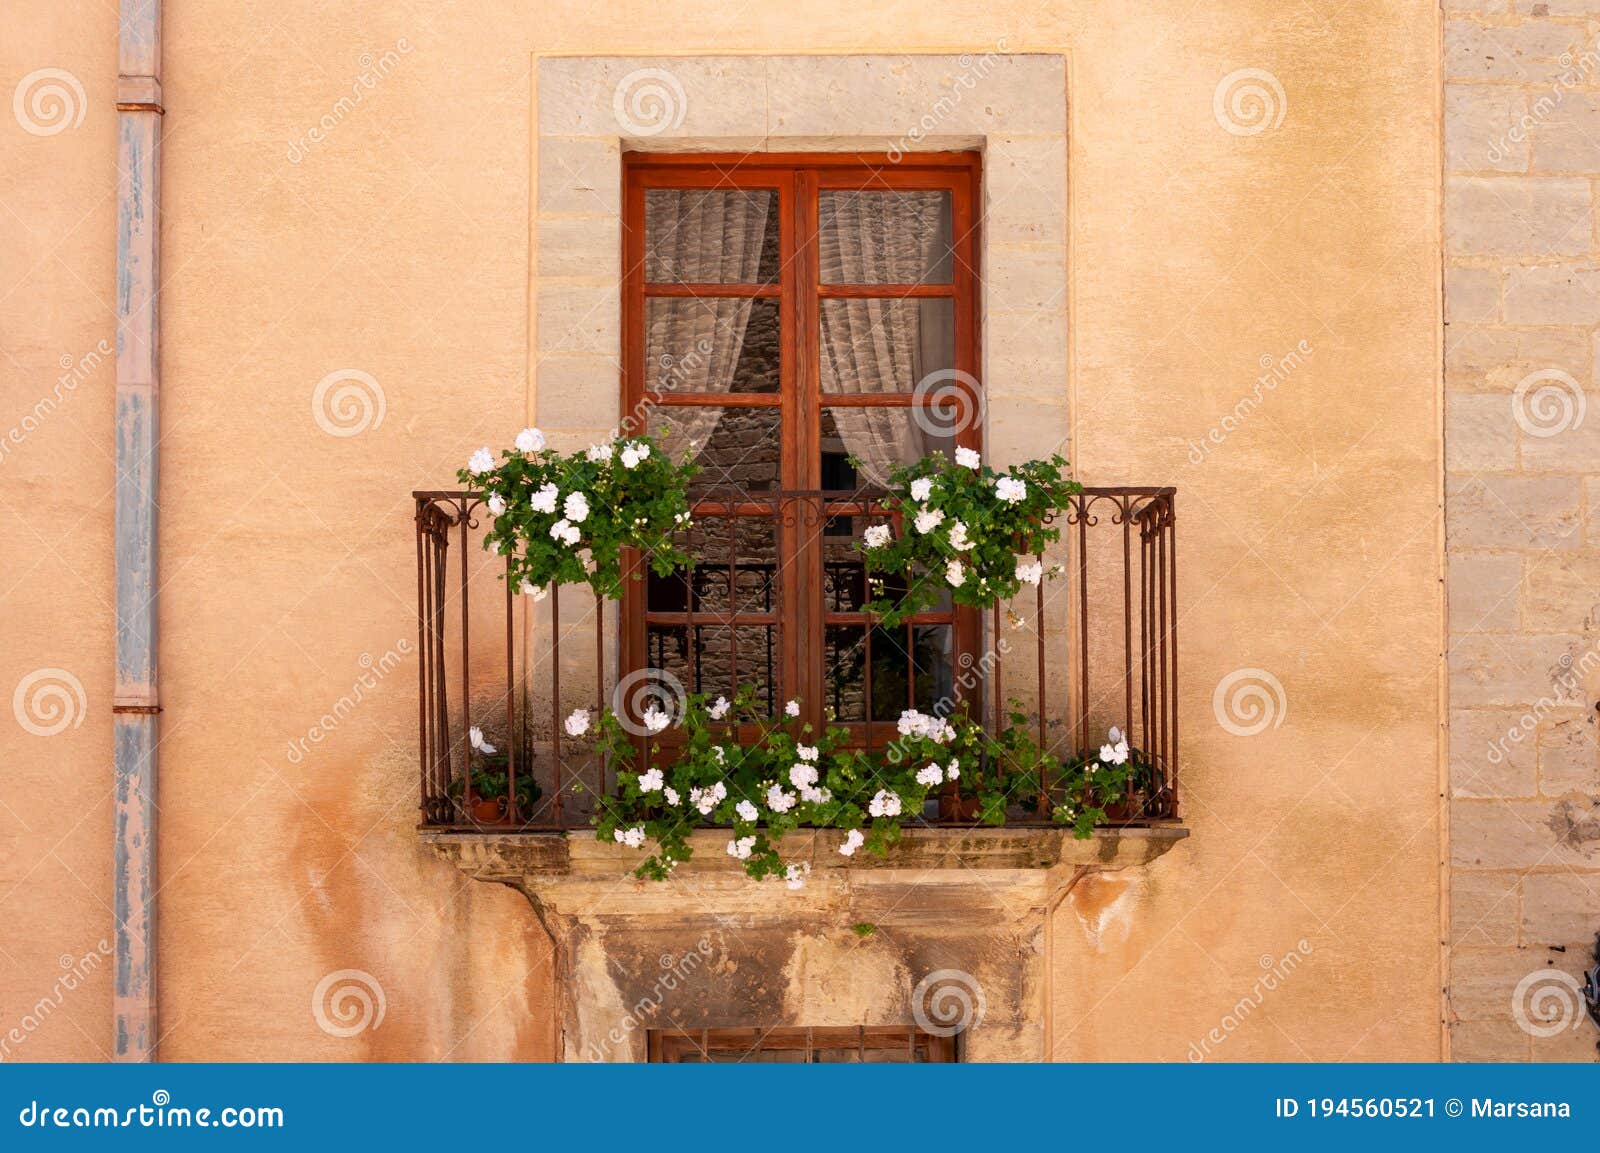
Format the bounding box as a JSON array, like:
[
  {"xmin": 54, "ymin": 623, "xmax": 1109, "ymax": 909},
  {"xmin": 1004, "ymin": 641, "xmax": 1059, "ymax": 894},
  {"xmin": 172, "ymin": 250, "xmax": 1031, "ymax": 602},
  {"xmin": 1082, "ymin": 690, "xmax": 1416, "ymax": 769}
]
[{"xmin": 1444, "ymin": 3, "xmax": 1600, "ymax": 1061}]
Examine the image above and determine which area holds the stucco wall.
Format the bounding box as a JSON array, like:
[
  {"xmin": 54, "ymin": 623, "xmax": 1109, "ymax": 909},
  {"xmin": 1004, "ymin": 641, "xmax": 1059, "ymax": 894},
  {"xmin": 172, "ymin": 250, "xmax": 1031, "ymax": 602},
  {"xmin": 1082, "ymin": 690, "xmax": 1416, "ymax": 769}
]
[{"xmin": 1, "ymin": 1, "xmax": 1442, "ymax": 1060}]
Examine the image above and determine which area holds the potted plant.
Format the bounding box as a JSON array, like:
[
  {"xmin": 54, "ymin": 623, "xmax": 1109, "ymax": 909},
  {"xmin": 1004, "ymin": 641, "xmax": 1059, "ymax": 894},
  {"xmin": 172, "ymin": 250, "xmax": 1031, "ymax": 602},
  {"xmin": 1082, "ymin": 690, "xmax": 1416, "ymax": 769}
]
[
  {"xmin": 1050, "ymin": 727, "xmax": 1159, "ymax": 833},
  {"xmin": 856, "ymin": 448, "xmax": 1079, "ymax": 627},
  {"xmin": 452, "ymin": 726, "xmax": 541, "ymax": 825},
  {"xmin": 459, "ymin": 429, "xmax": 695, "ymax": 602}
]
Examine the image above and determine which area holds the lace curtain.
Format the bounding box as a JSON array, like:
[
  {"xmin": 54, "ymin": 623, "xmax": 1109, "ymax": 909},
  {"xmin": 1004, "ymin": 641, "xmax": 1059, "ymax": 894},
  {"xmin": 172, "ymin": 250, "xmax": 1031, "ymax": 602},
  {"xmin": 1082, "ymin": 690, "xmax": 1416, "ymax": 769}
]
[
  {"xmin": 817, "ymin": 192, "xmax": 951, "ymax": 486},
  {"xmin": 644, "ymin": 191, "xmax": 771, "ymax": 463}
]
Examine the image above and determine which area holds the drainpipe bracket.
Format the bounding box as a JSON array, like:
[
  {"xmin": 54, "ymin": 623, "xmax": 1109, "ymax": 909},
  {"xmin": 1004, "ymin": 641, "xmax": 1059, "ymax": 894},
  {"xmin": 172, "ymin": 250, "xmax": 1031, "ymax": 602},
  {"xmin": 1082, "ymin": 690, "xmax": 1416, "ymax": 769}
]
[{"xmin": 117, "ymin": 76, "xmax": 163, "ymax": 110}]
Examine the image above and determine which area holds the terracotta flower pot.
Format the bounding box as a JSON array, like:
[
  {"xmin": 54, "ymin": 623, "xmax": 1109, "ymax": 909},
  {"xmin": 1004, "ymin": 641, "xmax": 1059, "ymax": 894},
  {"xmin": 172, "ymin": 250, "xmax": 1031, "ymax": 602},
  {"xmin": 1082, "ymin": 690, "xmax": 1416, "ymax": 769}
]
[
  {"xmin": 469, "ymin": 795, "xmax": 507, "ymax": 824},
  {"xmin": 1102, "ymin": 791, "xmax": 1149, "ymax": 824},
  {"xmin": 940, "ymin": 788, "xmax": 981, "ymax": 822}
]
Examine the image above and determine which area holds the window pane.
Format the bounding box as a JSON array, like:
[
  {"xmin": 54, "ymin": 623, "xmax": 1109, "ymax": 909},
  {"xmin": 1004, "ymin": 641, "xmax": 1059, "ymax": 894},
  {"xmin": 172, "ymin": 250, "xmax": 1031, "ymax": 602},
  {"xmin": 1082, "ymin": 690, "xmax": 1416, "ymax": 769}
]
[
  {"xmin": 649, "ymin": 406, "xmax": 781, "ymax": 492},
  {"xmin": 646, "ymin": 297, "xmax": 780, "ymax": 395},
  {"xmin": 820, "ymin": 406, "xmax": 953, "ymax": 489},
  {"xmin": 644, "ymin": 189, "xmax": 779, "ymax": 284},
  {"xmin": 824, "ymin": 624, "xmax": 954, "ymax": 721},
  {"xmin": 819, "ymin": 298, "xmax": 953, "ymax": 396},
  {"xmin": 824, "ymin": 625, "xmax": 868, "ymax": 721},
  {"xmin": 648, "ymin": 514, "xmax": 778, "ymax": 616},
  {"xmin": 819, "ymin": 190, "xmax": 953, "ymax": 284},
  {"xmin": 648, "ymin": 624, "xmax": 776, "ymax": 710}
]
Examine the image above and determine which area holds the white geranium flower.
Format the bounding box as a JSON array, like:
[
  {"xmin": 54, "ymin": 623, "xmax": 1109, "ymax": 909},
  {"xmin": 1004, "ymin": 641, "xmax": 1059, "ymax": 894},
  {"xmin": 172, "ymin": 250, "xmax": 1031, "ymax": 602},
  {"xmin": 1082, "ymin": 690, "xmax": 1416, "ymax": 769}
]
[
  {"xmin": 914, "ymin": 507, "xmax": 945, "ymax": 535},
  {"xmin": 708, "ymin": 696, "xmax": 731, "ymax": 720},
  {"xmin": 515, "ymin": 427, "xmax": 545, "ymax": 454},
  {"xmin": 620, "ymin": 444, "xmax": 643, "ymax": 469},
  {"xmin": 947, "ymin": 520, "xmax": 972, "ymax": 551},
  {"xmin": 797, "ymin": 744, "xmax": 819, "ymax": 762},
  {"xmin": 642, "ymin": 706, "xmax": 671, "ymax": 734},
  {"xmin": 839, "ymin": 828, "xmax": 865, "ymax": 857},
  {"xmin": 586, "ymin": 442, "xmax": 614, "ymax": 463},
  {"xmin": 799, "ymin": 785, "xmax": 831, "ymax": 805},
  {"xmin": 468, "ymin": 726, "xmax": 496, "ymax": 755},
  {"xmin": 735, "ymin": 799, "xmax": 759, "ymax": 823},
  {"xmin": 712, "ymin": 746, "xmax": 726, "ymax": 765},
  {"xmin": 529, "ymin": 483, "xmax": 559, "ymax": 514},
  {"xmin": 1100, "ymin": 728, "xmax": 1130, "ymax": 766},
  {"xmin": 614, "ymin": 825, "xmax": 647, "ymax": 848},
  {"xmin": 766, "ymin": 784, "xmax": 796, "ymax": 813},
  {"xmin": 638, "ymin": 768, "xmax": 664, "ymax": 793},
  {"xmin": 563, "ymin": 708, "xmax": 590, "ymax": 737},
  {"xmin": 896, "ymin": 709, "xmax": 957, "ymax": 745},
  {"xmin": 909, "ymin": 477, "xmax": 934, "ymax": 502},
  {"xmin": 690, "ymin": 783, "xmax": 726, "ymax": 816},
  {"xmin": 916, "ymin": 764, "xmax": 944, "ymax": 787},
  {"xmin": 1016, "ymin": 560, "xmax": 1044, "ymax": 586},
  {"xmin": 946, "ymin": 758, "xmax": 961, "ymax": 780},
  {"xmin": 789, "ymin": 763, "xmax": 819, "ymax": 790},
  {"xmin": 549, "ymin": 519, "xmax": 581, "ymax": 546},
  {"xmin": 726, "ymin": 835, "xmax": 756, "ymax": 861},
  {"xmin": 995, "ymin": 476, "xmax": 1026, "ymax": 504},
  {"xmin": 486, "ymin": 492, "xmax": 507, "ymax": 517},
  {"xmin": 563, "ymin": 491, "xmax": 590, "ymax": 523},
  {"xmin": 945, "ymin": 560, "xmax": 966, "ymax": 588},
  {"xmin": 862, "ymin": 524, "xmax": 892, "ymax": 549},
  {"xmin": 784, "ymin": 699, "xmax": 800, "ymax": 718},
  {"xmin": 518, "ymin": 579, "xmax": 548, "ymax": 601},
  {"xmin": 468, "ymin": 447, "xmax": 495, "ymax": 475},
  {"xmin": 663, "ymin": 786, "xmax": 680, "ymax": 807},
  {"xmin": 868, "ymin": 789, "xmax": 902, "ymax": 818},
  {"xmin": 955, "ymin": 446, "xmax": 981, "ymax": 469},
  {"xmin": 785, "ymin": 862, "xmax": 811, "ymax": 890}
]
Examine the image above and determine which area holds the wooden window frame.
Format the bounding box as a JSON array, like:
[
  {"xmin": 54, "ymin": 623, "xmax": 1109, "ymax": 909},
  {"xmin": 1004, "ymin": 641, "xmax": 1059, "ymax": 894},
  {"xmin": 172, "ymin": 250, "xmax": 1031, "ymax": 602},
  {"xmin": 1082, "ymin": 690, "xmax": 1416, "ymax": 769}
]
[
  {"xmin": 620, "ymin": 152, "xmax": 983, "ymax": 739},
  {"xmin": 647, "ymin": 1025, "xmax": 958, "ymax": 1063}
]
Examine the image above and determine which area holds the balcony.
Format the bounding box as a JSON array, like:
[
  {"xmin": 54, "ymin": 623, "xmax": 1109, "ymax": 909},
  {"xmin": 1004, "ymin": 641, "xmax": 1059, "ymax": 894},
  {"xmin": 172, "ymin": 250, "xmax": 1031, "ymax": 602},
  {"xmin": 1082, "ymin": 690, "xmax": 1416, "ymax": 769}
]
[{"xmin": 411, "ymin": 485, "xmax": 1182, "ymax": 841}]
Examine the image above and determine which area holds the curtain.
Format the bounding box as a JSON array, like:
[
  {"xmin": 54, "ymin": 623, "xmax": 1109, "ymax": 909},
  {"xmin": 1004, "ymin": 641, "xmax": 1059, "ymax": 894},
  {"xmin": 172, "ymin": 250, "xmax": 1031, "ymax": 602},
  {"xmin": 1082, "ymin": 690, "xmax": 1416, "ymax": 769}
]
[
  {"xmin": 644, "ymin": 191, "xmax": 771, "ymax": 465},
  {"xmin": 818, "ymin": 192, "xmax": 952, "ymax": 487}
]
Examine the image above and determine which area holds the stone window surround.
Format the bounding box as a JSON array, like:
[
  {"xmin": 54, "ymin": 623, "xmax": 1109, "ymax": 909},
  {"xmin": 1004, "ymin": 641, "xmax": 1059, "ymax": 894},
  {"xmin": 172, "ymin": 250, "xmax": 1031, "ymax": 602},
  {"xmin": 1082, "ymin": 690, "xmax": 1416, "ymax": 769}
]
[{"xmin": 532, "ymin": 52, "xmax": 1070, "ymax": 467}]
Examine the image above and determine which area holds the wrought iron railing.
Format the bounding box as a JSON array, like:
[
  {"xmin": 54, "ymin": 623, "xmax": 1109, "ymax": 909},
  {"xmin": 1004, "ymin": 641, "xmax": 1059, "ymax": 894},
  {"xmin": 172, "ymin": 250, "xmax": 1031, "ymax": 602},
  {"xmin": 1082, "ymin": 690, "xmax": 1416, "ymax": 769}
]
[{"xmin": 413, "ymin": 486, "xmax": 1178, "ymax": 831}]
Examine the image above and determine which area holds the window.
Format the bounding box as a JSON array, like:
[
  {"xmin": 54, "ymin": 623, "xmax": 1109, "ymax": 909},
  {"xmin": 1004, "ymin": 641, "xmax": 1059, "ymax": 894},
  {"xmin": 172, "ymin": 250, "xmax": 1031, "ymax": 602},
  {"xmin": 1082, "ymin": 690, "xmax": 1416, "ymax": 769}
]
[
  {"xmin": 622, "ymin": 153, "xmax": 982, "ymax": 739},
  {"xmin": 648, "ymin": 1026, "xmax": 957, "ymax": 1063}
]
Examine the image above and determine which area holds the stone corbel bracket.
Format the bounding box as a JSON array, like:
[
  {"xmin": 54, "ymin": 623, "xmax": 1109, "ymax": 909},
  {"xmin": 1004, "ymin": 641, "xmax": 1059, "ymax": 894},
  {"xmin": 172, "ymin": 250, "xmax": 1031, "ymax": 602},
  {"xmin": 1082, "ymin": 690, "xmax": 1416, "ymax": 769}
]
[{"xmin": 423, "ymin": 826, "xmax": 1186, "ymax": 1062}]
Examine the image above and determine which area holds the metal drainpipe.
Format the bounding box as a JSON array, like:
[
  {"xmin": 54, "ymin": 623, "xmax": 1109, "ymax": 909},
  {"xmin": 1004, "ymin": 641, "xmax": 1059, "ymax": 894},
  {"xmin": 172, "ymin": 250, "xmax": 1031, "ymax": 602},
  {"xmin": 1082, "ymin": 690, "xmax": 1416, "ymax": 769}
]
[{"xmin": 113, "ymin": 0, "xmax": 162, "ymax": 1061}]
